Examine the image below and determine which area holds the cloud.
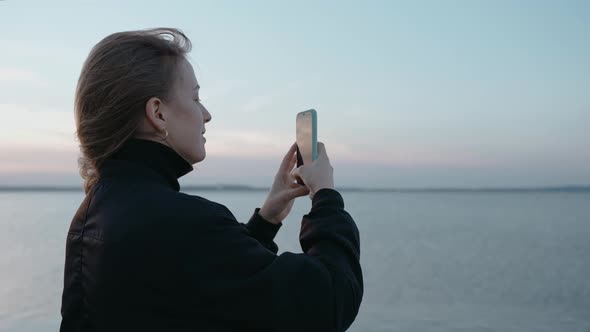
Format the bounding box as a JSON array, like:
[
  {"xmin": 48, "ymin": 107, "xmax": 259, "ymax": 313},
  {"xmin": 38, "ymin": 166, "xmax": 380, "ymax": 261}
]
[
  {"xmin": 205, "ymin": 129, "xmax": 289, "ymax": 158},
  {"xmin": 203, "ymin": 127, "xmax": 407, "ymax": 165},
  {"xmin": 0, "ymin": 67, "xmax": 49, "ymax": 86},
  {"xmin": 0, "ymin": 103, "xmax": 76, "ymax": 146},
  {"xmin": 0, "ymin": 145, "xmax": 79, "ymax": 173}
]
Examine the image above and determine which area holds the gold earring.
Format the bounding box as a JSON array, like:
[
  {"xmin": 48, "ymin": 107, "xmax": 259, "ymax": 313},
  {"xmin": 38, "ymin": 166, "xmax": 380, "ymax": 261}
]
[{"xmin": 160, "ymin": 129, "xmax": 168, "ymax": 141}]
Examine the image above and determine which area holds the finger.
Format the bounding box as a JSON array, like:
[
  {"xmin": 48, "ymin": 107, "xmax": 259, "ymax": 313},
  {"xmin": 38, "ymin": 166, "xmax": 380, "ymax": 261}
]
[
  {"xmin": 290, "ymin": 166, "xmax": 302, "ymax": 177},
  {"xmin": 287, "ymin": 185, "xmax": 310, "ymax": 200},
  {"xmin": 290, "ymin": 166, "xmax": 305, "ymax": 182},
  {"xmin": 276, "ymin": 154, "xmax": 298, "ymax": 180},
  {"xmin": 289, "ymin": 182, "xmax": 305, "ymax": 189},
  {"xmin": 287, "ymin": 150, "xmax": 297, "ymax": 169},
  {"xmin": 317, "ymin": 142, "xmax": 326, "ymax": 158},
  {"xmin": 280, "ymin": 142, "xmax": 298, "ymax": 172},
  {"xmin": 316, "ymin": 142, "xmax": 331, "ymax": 162}
]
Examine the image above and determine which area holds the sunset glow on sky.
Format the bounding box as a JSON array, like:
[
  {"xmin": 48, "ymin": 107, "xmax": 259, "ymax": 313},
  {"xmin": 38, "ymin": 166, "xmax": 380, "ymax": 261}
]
[{"xmin": 1, "ymin": 1, "xmax": 588, "ymax": 188}]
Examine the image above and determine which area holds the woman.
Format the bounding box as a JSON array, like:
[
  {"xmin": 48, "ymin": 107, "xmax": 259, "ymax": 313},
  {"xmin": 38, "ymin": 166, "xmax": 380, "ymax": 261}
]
[{"xmin": 60, "ymin": 28, "xmax": 363, "ymax": 332}]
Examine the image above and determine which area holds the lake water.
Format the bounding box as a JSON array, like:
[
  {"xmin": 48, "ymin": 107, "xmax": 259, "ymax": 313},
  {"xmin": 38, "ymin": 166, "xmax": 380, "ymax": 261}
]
[{"xmin": 1, "ymin": 190, "xmax": 589, "ymax": 331}]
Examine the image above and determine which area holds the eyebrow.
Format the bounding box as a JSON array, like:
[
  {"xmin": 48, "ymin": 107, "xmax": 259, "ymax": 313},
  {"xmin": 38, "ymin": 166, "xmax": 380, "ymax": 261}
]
[{"xmin": 193, "ymin": 85, "xmax": 200, "ymax": 91}]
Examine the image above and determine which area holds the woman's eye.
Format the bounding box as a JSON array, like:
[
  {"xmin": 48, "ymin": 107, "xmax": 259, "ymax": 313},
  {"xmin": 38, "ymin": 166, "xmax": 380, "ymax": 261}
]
[{"xmin": 194, "ymin": 98, "xmax": 202, "ymax": 103}]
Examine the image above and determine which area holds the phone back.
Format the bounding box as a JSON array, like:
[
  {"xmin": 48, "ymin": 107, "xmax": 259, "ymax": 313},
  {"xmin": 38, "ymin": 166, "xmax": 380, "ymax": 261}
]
[{"xmin": 296, "ymin": 109, "xmax": 317, "ymax": 167}]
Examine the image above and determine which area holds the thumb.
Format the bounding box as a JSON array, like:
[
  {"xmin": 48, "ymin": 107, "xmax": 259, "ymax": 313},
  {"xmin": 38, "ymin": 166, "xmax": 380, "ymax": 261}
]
[
  {"xmin": 290, "ymin": 165, "xmax": 305, "ymax": 182},
  {"xmin": 286, "ymin": 185, "xmax": 310, "ymax": 200}
]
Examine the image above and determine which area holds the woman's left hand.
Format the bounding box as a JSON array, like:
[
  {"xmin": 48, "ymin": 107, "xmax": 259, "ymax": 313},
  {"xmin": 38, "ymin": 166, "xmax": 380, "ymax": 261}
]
[{"xmin": 259, "ymin": 142, "xmax": 310, "ymax": 225}]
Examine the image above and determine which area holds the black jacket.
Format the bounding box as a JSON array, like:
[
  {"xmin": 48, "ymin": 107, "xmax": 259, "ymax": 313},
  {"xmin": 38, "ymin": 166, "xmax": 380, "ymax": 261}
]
[{"xmin": 60, "ymin": 138, "xmax": 363, "ymax": 332}]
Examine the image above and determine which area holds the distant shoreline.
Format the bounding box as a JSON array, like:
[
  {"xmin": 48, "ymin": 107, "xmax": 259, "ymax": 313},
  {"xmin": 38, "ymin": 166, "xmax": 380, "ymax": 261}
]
[{"xmin": 1, "ymin": 185, "xmax": 589, "ymax": 193}]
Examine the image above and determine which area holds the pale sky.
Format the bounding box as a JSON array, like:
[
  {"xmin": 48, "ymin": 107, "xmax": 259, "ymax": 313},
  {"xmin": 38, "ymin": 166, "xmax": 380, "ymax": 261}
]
[{"xmin": 0, "ymin": 0, "xmax": 588, "ymax": 188}]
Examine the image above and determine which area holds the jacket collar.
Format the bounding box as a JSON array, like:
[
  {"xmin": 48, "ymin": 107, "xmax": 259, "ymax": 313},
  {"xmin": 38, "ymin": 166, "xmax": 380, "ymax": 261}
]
[{"xmin": 99, "ymin": 138, "xmax": 194, "ymax": 192}]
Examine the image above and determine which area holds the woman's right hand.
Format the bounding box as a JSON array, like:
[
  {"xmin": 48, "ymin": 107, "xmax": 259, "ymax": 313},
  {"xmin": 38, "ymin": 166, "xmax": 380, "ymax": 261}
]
[{"xmin": 290, "ymin": 142, "xmax": 335, "ymax": 199}]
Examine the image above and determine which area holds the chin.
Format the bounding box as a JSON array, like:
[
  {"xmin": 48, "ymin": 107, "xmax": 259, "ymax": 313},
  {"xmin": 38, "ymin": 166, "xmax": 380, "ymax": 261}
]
[
  {"xmin": 194, "ymin": 155, "xmax": 205, "ymax": 163},
  {"xmin": 190, "ymin": 150, "xmax": 206, "ymax": 164}
]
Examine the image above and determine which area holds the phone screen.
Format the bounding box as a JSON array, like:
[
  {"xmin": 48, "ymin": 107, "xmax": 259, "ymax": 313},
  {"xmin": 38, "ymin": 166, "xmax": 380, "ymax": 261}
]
[{"xmin": 296, "ymin": 109, "xmax": 317, "ymax": 168}]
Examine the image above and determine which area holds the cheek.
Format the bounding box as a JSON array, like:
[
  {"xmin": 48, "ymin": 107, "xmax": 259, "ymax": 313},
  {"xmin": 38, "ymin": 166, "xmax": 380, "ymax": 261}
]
[
  {"xmin": 191, "ymin": 106, "xmax": 204, "ymax": 125},
  {"xmin": 189, "ymin": 110, "xmax": 204, "ymax": 140},
  {"xmin": 190, "ymin": 113, "xmax": 204, "ymax": 133},
  {"xmin": 178, "ymin": 102, "xmax": 202, "ymax": 125}
]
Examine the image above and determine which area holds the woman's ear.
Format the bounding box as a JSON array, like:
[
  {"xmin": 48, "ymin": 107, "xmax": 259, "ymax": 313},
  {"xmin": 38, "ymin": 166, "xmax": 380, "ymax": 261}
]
[{"xmin": 145, "ymin": 97, "xmax": 166, "ymax": 131}]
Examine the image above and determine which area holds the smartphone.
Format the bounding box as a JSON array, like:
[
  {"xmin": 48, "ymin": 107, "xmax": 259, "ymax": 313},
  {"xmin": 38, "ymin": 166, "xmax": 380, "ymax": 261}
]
[{"xmin": 296, "ymin": 109, "xmax": 318, "ymax": 185}]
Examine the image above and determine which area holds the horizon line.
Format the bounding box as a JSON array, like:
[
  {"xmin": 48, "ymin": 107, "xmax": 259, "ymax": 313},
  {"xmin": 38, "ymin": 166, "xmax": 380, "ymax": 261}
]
[{"xmin": 0, "ymin": 184, "xmax": 589, "ymax": 193}]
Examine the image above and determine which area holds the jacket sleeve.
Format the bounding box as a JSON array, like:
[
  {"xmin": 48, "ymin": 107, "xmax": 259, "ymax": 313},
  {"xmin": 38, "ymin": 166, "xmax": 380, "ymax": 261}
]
[
  {"xmin": 175, "ymin": 188, "xmax": 363, "ymax": 332},
  {"xmin": 239, "ymin": 207, "xmax": 282, "ymax": 254}
]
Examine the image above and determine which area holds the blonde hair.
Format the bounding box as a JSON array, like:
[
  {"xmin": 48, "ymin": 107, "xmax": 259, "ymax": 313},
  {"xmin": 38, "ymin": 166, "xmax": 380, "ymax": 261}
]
[{"xmin": 74, "ymin": 28, "xmax": 192, "ymax": 194}]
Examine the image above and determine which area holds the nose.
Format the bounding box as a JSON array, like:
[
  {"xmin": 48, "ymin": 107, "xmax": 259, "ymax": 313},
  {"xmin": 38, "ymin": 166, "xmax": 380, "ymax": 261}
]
[{"xmin": 203, "ymin": 106, "xmax": 212, "ymax": 123}]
